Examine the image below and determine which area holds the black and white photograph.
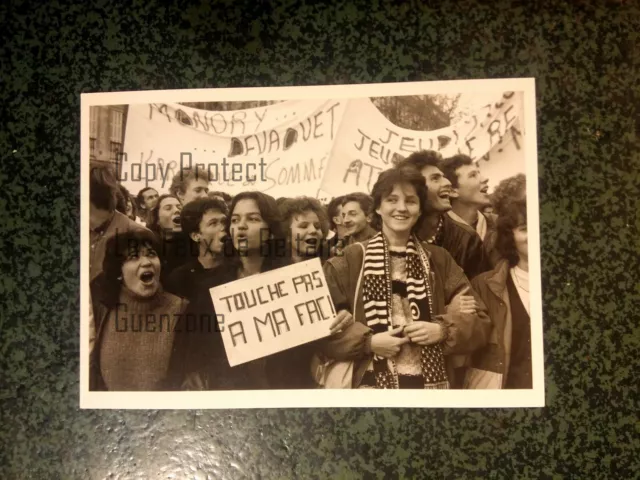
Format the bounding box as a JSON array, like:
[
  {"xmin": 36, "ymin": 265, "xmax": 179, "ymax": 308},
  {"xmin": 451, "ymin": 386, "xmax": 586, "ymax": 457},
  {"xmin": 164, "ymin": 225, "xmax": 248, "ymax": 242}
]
[{"xmin": 81, "ymin": 79, "xmax": 543, "ymax": 408}]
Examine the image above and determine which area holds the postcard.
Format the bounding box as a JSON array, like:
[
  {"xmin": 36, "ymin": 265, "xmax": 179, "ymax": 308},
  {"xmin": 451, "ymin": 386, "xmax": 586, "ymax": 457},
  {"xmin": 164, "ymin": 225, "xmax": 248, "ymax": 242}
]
[{"xmin": 81, "ymin": 78, "xmax": 544, "ymax": 408}]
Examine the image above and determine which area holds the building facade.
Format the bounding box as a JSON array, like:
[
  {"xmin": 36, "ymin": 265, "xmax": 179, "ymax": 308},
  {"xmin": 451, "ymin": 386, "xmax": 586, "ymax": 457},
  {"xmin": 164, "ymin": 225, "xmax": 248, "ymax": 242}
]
[{"xmin": 89, "ymin": 105, "xmax": 127, "ymax": 167}]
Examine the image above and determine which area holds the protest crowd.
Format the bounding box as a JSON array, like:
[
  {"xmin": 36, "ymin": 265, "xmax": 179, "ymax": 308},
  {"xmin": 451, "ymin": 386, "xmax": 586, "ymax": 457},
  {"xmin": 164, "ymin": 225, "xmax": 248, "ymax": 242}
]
[{"xmin": 89, "ymin": 149, "xmax": 531, "ymax": 391}]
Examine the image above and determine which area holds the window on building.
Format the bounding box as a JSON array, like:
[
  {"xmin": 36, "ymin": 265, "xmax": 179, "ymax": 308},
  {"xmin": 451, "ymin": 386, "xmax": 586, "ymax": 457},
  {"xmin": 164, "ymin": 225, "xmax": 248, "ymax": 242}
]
[
  {"xmin": 110, "ymin": 141, "xmax": 123, "ymax": 163},
  {"xmin": 110, "ymin": 109, "xmax": 124, "ymax": 142},
  {"xmin": 90, "ymin": 107, "xmax": 98, "ymax": 160},
  {"xmin": 109, "ymin": 109, "xmax": 124, "ymax": 163},
  {"xmin": 90, "ymin": 107, "xmax": 98, "ymax": 137},
  {"xmin": 90, "ymin": 138, "xmax": 97, "ymax": 161}
]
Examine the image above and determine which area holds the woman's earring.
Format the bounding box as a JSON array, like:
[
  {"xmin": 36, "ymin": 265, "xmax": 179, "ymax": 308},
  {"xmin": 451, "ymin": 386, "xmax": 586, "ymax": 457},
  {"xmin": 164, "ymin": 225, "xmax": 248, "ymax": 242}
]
[{"xmin": 117, "ymin": 276, "xmax": 123, "ymax": 281}]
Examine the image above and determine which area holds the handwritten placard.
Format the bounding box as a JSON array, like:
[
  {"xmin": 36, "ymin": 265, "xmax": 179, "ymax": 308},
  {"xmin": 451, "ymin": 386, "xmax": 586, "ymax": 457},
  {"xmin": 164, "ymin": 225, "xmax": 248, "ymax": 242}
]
[{"xmin": 210, "ymin": 258, "xmax": 336, "ymax": 367}]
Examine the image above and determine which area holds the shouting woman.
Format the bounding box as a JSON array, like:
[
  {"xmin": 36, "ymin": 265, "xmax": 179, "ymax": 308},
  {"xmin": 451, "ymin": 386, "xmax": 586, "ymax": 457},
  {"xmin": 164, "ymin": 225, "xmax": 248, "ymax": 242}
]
[
  {"xmin": 90, "ymin": 229, "xmax": 189, "ymax": 391},
  {"xmin": 279, "ymin": 196, "xmax": 332, "ymax": 264},
  {"xmin": 266, "ymin": 196, "xmax": 352, "ymax": 388},
  {"xmin": 228, "ymin": 193, "xmax": 354, "ymax": 389},
  {"xmin": 181, "ymin": 191, "xmax": 286, "ymax": 389},
  {"xmin": 146, "ymin": 193, "xmax": 194, "ymax": 283},
  {"xmin": 321, "ymin": 167, "xmax": 490, "ymax": 389}
]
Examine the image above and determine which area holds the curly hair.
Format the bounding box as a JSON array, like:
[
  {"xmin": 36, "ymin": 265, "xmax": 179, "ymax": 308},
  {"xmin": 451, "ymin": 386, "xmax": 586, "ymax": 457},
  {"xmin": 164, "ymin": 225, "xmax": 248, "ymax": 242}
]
[
  {"xmin": 370, "ymin": 167, "xmax": 428, "ymax": 232},
  {"xmin": 147, "ymin": 194, "xmax": 181, "ymax": 235},
  {"xmin": 491, "ymin": 173, "xmax": 526, "ymax": 216},
  {"xmin": 395, "ymin": 150, "xmax": 444, "ymax": 172},
  {"xmin": 180, "ymin": 197, "xmax": 229, "ymax": 239},
  {"xmin": 495, "ymin": 200, "xmax": 527, "ymax": 267},
  {"xmin": 279, "ymin": 196, "xmax": 330, "ymax": 239}
]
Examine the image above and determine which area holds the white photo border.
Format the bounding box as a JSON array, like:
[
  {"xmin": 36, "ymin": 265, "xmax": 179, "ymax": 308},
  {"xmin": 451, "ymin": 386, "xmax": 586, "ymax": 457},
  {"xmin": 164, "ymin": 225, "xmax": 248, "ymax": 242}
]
[{"xmin": 80, "ymin": 78, "xmax": 544, "ymax": 409}]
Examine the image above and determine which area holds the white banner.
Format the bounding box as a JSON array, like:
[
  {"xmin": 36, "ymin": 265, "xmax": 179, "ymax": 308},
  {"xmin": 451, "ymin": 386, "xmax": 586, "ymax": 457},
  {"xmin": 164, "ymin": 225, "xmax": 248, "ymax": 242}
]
[
  {"xmin": 318, "ymin": 92, "xmax": 525, "ymax": 198},
  {"xmin": 210, "ymin": 258, "xmax": 335, "ymax": 367},
  {"xmin": 122, "ymin": 93, "xmax": 524, "ymax": 200},
  {"xmin": 121, "ymin": 99, "xmax": 347, "ymax": 198}
]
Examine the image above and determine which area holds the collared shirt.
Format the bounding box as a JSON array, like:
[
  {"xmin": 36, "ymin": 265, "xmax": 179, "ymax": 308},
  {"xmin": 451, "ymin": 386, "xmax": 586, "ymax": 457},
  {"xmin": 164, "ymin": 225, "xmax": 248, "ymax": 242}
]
[
  {"xmin": 350, "ymin": 225, "xmax": 378, "ymax": 244},
  {"xmin": 510, "ymin": 266, "xmax": 530, "ymax": 315},
  {"xmin": 447, "ymin": 210, "xmax": 488, "ymax": 241}
]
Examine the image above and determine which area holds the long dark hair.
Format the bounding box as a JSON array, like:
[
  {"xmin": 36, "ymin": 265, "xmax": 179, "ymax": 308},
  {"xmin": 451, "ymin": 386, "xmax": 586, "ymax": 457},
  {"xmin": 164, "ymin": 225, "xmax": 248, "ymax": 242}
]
[
  {"xmin": 226, "ymin": 191, "xmax": 288, "ymax": 271},
  {"xmin": 147, "ymin": 194, "xmax": 181, "ymax": 235},
  {"xmin": 495, "ymin": 201, "xmax": 527, "ymax": 267},
  {"xmin": 492, "ymin": 174, "xmax": 527, "ymax": 266}
]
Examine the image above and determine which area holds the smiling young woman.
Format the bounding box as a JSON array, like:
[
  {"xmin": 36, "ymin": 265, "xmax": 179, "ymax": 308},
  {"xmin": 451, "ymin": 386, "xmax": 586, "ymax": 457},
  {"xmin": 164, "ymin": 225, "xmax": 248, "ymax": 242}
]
[{"xmin": 320, "ymin": 166, "xmax": 491, "ymax": 389}]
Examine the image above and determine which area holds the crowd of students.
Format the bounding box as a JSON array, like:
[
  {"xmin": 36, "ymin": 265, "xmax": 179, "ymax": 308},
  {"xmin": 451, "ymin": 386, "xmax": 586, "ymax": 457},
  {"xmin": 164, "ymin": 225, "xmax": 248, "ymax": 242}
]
[{"xmin": 88, "ymin": 149, "xmax": 531, "ymax": 391}]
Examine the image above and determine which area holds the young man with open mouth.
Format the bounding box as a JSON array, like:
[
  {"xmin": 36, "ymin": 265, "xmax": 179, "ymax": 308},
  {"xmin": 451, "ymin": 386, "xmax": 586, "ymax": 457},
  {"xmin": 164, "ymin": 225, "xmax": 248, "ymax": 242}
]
[
  {"xmin": 397, "ymin": 150, "xmax": 491, "ymax": 281},
  {"xmin": 397, "ymin": 150, "xmax": 493, "ymax": 388},
  {"xmin": 442, "ymin": 154, "xmax": 500, "ymax": 267},
  {"xmin": 165, "ymin": 197, "xmax": 230, "ymax": 302}
]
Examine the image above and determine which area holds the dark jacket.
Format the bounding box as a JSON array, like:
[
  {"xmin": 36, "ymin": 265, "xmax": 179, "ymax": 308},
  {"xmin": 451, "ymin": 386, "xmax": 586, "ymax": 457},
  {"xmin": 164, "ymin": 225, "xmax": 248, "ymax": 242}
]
[
  {"xmin": 349, "ymin": 224, "xmax": 377, "ymax": 244},
  {"xmin": 320, "ymin": 239, "xmax": 491, "ymax": 388},
  {"xmin": 466, "ymin": 260, "xmax": 525, "ymax": 388},
  {"xmin": 165, "ymin": 258, "xmax": 228, "ymax": 301},
  {"xmin": 171, "ymin": 255, "xmax": 317, "ymax": 390},
  {"xmin": 417, "ymin": 213, "xmax": 492, "ymax": 281},
  {"xmin": 155, "ymin": 231, "xmax": 197, "ymax": 286},
  {"xmin": 165, "ymin": 260, "xmax": 275, "ymax": 391}
]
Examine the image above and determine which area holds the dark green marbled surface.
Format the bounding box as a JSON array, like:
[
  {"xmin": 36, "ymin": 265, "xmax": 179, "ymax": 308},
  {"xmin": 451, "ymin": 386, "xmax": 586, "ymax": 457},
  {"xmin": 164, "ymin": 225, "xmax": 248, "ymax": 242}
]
[{"xmin": 1, "ymin": 0, "xmax": 638, "ymax": 478}]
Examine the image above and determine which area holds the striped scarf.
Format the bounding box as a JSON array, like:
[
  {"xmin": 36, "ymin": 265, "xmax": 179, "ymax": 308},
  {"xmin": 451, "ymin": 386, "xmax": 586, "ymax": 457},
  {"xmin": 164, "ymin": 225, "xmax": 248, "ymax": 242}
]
[{"xmin": 362, "ymin": 233, "xmax": 449, "ymax": 389}]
